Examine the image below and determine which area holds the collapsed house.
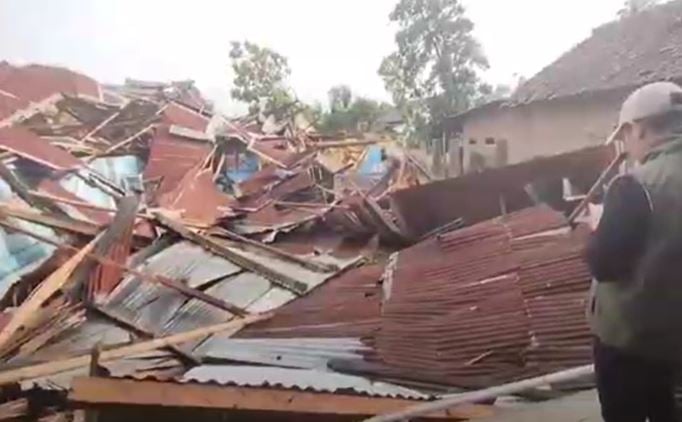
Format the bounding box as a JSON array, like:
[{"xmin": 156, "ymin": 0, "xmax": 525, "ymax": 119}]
[{"xmin": 0, "ymin": 61, "xmax": 613, "ymax": 421}]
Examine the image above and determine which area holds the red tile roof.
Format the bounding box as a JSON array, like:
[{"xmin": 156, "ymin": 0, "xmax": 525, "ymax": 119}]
[{"xmin": 512, "ymin": 0, "xmax": 682, "ymax": 104}]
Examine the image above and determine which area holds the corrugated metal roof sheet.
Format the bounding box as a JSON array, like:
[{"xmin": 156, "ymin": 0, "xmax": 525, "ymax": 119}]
[
  {"xmin": 369, "ymin": 206, "xmax": 593, "ymax": 388},
  {"xmin": 0, "ymin": 126, "xmax": 83, "ymax": 170},
  {"xmin": 180, "ymin": 365, "xmax": 430, "ymax": 400},
  {"xmin": 391, "ymin": 144, "xmax": 615, "ymax": 238},
  {"xmin": 143, "ymin": 126, "xmax": 212, "ymax": 202},
  {"xmin": 240, "ymin": 264, "xmax": 383, "ymax": 339},
  {"xmin": 0, "ymin": 91, "xmax": 28, "ymax": 122},
  {"xmin": 161, "ymin": 102, "xmax": 210, "ymax": 133},
  {"xmin": 0, "ymin": 64, "xmax": 100, "ymax": 103},
  {"xmin": 158, "ymin": 165, "xmax": 237, "ymax": 227},
  {"xmin": 195, "ymin": 337, "xmax": 368, "ymax": 370},
  {"xmin": 102, "ymin": 239, "xmax": 359, "ymax": 353}
]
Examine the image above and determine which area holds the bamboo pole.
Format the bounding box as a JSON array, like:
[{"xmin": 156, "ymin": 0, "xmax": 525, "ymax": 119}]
[{"xmin": 363, "ymin": 365, "xmax": 594, "ymax": 422}]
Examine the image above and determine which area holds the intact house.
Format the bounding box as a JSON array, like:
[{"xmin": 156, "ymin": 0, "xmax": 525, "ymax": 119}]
[{"xmin": 442, "ymin": 0, "xmax": 682, "ymax": 176}]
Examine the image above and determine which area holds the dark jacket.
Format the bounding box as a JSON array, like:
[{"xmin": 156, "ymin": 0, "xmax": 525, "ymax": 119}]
[{"xmin": 589, "ymin": 137, "xmax": 682, "ymax": 361}]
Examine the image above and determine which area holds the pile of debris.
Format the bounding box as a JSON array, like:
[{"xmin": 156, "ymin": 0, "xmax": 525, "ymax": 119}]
[{"xmin": 0, "ymin": 62, "xmax": 612, "ymax": 421}]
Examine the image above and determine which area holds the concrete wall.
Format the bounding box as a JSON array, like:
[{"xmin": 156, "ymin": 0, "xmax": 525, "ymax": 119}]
[{"xmin": 456, "ymin": 90, "xmax": 627, "ymax": 173}]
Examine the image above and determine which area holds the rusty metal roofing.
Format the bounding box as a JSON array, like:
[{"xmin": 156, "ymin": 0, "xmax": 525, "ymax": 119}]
[
  {"xmin": 240, "ymin": 264, "xmax": 383, "ymax": 340},
  {"xmin": 369, "ymin": 206, "xmax": 593, "ymax": 388},
  {"xmin": 161, "ymin": 102, "xmax": 210, "ymax": 133},
  {"xmin": 143, "ymin": 126, "xmax": 212, "ymax": 202},
  {"xmin": 0, "ymin": 91, "xmax": 28, "ymax": 123},
  {"xmin": 158, "ymin": 165, "xmax": 238, "ymax": 227},
  {"xmin": 391, "ymin": 144, "xmax": 615, "ymax": 239},
  {"xmin": 0, "ymin": 63, "xmax": 101, "ymax": 103},
  {"xmin": 0, "ymin": 127, "xmax": 83, "ymax": 170},
  {"xmin": 237, "ymin": 169, "xmax": 316, "ymax": 212}
]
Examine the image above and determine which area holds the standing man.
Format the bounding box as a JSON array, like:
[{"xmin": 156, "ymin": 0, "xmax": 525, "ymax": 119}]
[{"xmin": 588, "ymin": 81, "xmax": 682, "ymax": 422}]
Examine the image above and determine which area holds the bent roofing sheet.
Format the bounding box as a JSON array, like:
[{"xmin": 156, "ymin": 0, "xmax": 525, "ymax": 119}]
[
  {"xmin": 194, "ymin": 337, "xmax": 369, "ymax": 370},
  {"xmin": 373, "ymin": 206, "xmax": 593, "ymax": 388},
  {"xmin": 158, "ymin": 166, "xmax": 237, "ymax": 227},
  {"xmin": 0, "ymin": 91, "xmax": 28, "ymax": 122},
  {"xmin": 0, "ymin": 127, "xmax": 82, "ymax": 170},
  {"xmin": 102, "ymin": 240, "xmax": 356, "ymax": 350},
  {"xmin": 0, "ymin": 64, "xmax": 100, "ymax": 103},
  {"xmin": 240, "ymin": 264, "xmax": 383, "ymax": 339},
  {"xmin": 180, "ymin": 365, "xmax": 430, "ymax": 400},
  {"xmin": 390, "ymin": 144, "xmax": 615, "ymax": 238},
  {"xmin": 143, "ymin": 127, "xmax": 211, "ymax": 200},
  {"xmin": 162, "ymin": 102, "xmax": 210, "ymax": 133}
]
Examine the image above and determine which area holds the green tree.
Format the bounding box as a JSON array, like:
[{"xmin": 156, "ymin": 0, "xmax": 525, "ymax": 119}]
[
  {"xmin": 328, "ymin": 85, "xmax": 353, "ymax": 112},
  {"xmin": 379, "ymin": 0, "xmax": 489, "ymax": 141},
  {"xmin": 229, "ymin": 41, "xmax": 294, "ymax": 116},
  {"xmin": 318, "ymin": 86, "xmax": 392, "ymax": 134}
]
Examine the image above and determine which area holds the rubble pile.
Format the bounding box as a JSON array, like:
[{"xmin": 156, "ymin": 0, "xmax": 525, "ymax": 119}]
[{"xmin": 0, "ymin": 62, "xmax": 611, "ymax": 421}]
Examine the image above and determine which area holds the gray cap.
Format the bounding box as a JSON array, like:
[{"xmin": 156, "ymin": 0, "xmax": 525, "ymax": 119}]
[{"xmin": 612, "ymin": 81, "xmax": 682, "ymax": 140}]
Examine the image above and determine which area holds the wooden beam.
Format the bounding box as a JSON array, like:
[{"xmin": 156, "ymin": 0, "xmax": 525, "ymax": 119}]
[
  {"xmin": 154, "ymin": 213, "xmax": 309, "ymax": 295},
  {"xmin": 79, "ymin": 109, "xmax": 124, "ymax": 143},
  {"xmin": 314, "ymin": 139, "xmax": 381, "ymax": 149},
  {"xmin": 0, "ymin": 314, "xmax": 269, "ymax": 386},
  {"xmin": 92, "ymin": 305, "xmax": 199, "ymax": 365},
  {"xmin": 212, "ymin": 227, "xmax": 338, "ymax": 273},
  {"xmin": 0, "ymin": 237, "xmax": 99, "ymax": 350},
  {"xmin": 28, "ymin": 190, "xmax": 155, "ymax": 221},
  {"xmin": 0, "ymin": 219, "xmax": 248, "ymax": 317},
  {"xmin": 86, "ymin": 124, "xmax": 155, "ymax": 162},
  {"xmin": 0, "ymin": 203, "xmax": 101, "ymax": 236},
  {"xmin": 69, "ymin": 377, "xmax": 492, "ymax": 420},
  {"xmin": 0, "ymin": 398, "xmax": 29, "ymax": 420}
]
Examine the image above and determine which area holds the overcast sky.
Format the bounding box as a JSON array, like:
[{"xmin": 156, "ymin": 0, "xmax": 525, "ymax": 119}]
[{"xmin": 0, "ymin": 0, "xmax": 624, "ymax": 113}]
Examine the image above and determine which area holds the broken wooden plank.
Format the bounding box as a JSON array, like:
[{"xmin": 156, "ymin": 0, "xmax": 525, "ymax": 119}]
[
  {"xmin": 86, "ymin": 124, "xmax": 155, "ymax": 161},
  {"xmin": 92, "ymin": 306, "xmax": 199, "ymax": 365},
  {"xmin": 0, "ymin": 203, "xmax": 101, "ymax": 236},
  {"xmin": 27, "ymin": 190, "xmax": 155, "ymax": 221},
  {"xmin": 78, "ymin": 196, "xmax": 139, "ymax": 299},
  {"xmin": 213, "ymin": 227, "xmax": 338, "ymax": 273},
  {"xmin": 154, "ymin": 213, "xmax": 308, "ymax": 295},
  {"xmin": 314, "ymin": 138, "xmax": 381, "ymax": 149},
  {"xmin": 0, "ymin": 237, "xmax": 99, "ymax": 351},
  {"xmin": 79, "ymin": 109, "xmax": 124, "ymax": 143},
  {"xmin": 0, "ymin": 398, "xmax": 29, "ymax": 420},
  {"xmin": 0, "ymin": 219, "xmax": 248, "ymax": 317},
  {"xmin": 0, "ymin": 313, "xmax": 269, "ymax": 386}
]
